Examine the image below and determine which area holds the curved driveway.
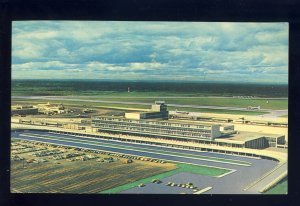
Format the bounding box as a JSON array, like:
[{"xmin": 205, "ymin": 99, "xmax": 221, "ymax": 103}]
[{"xmin": 11, "ymin": 130, "xmax": 278, "ymax": 194}]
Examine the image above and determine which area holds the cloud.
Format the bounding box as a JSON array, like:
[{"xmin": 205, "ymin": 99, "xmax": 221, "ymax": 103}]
[{"xmin": 12, "ymin": 21, "xmax": 288, "ymax": 83}]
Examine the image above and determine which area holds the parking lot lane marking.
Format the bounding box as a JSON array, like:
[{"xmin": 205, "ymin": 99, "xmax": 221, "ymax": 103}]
[
  {"xmin": 193, "ymin": 187, "xmax": 213, "ymax": 194},
  {"xmin": 216, "ymin": 169, "xmax": 237, "ymax": 178}
]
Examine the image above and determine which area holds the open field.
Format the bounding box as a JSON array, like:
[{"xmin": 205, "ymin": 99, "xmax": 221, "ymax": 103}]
[
  {"xmin": 168, "ymin": 106, "xmax": 268, "ymax": 115},
  {"xmin": 11, "ymin": 99, "xmax": 149, "ymax": 110},
  {"xmin": 55, "ymin": 96, "xmax": 288, "ymax": 110},
  {"xmin": 12, "ymin": 80, "xmax": 287, "ymax": 112},
  {"xmin": 11, "ymin": 139, "xmax": 177, "ymax": 193},
  {"xmin": 12, "ymin": 99, "xmax": 271, "ymax": 116},
  {"xmin": 11, "ymin": 80, "xmax": 288, "ymax": 98},
  {"xmin": 12, "ymin": 95, "xmax": 287, "ymax": 110}
]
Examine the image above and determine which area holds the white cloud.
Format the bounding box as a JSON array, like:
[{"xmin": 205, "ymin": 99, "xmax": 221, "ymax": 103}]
[
  {"xmin": 14, "ymin": 30, "xmax": 59, "ymax": 40},
  {"xmin": 12, "ymin": 61, "xmax": 78, "ymax": 71},
  {"xmin": 12, "ymin": 21, "xmax": 288, "ymax": 83}
]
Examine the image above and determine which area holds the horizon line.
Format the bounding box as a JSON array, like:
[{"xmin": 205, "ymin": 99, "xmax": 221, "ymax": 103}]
[{"xmin": 11, "ymin": 79, "xmax": 288, "ymax": 85}]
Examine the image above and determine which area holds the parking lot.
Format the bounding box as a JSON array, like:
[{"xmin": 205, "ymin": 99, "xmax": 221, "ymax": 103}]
[
  {"xmin": 11, "ymin": 130, "xmax": 279, "ymax": 194},
  {"xmin": 11, "ymin": 139, "xmax": 176, "ymax": 193}
]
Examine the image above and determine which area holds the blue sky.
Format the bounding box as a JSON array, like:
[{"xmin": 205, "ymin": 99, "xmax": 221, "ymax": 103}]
[{"xmin": 12, "ymin": 21, "xmax": 288, "ymax": 83}]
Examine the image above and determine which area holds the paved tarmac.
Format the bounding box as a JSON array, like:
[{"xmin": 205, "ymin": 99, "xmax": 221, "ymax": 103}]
[
  {"xmin": 12, "ymin": 95, "xmax": 282, "ymax": 113},
  {"xmin": 11, "ymin": 130, "xmax": 279, "ymax": 194}
]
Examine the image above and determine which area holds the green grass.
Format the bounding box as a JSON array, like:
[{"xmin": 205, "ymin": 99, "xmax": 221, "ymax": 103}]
[
  {"xmin": 12, "ymin": 99, "xmax": 269, "ymax": 116},
  {"xmin": 100, "ymin": 163, "xmax": 230, "ymax": 194},
  {"xmin": 12, "ymin": 99, "xmax": 150, "ymax": 110},
  {"xmin": 265, "ymin": 177, "xmax": 288, "ymax": 194},
  {"xmin": 12, "ymin": 89, "xmax": 288, "ymax": 110},
  {"xmin": 30, "ymin": 95, "xmax": 286, "ymax": 110},
  {"xmin": 97, "ymin": 96, "xmax": 283, "ymax": 110},
  {"xmin": 12, "ymin": 91, "xmax": 206, "ymax": 97},
  {"xmin": 168, "ymin": 106, "xmax": 268, "ymax": 115}
]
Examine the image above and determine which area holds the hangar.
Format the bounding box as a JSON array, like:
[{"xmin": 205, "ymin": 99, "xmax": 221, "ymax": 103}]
[{"xmin": 11, "ymin": 105, "xmax": 38, "ymax": 116}]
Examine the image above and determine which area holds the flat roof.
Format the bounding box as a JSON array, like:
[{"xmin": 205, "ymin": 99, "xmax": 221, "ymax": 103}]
[
  {"xmin": 93, "ymin": 115, "xmax": 220, "ymax": 127},
  {"xmin": 99, "ymin": 127, "xmax": 213, "ymax": 141},
  {"xmin": 125, "ymin": 111, "xmax": 163, "ymax": 115},
  {"xmin": 168, "ymin": 119, "xmax": 221, "ymax": 126},
  {"xmin": 215, "ymin": 131, "xmax": 283, "ymax": 144}
]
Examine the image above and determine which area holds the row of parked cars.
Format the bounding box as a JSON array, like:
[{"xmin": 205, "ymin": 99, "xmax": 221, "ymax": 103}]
[
  {"xmin": 32, "ymin": 149, "xmax": 63, "ymax": 157},
  {"xmin": 11, "ymin": 145, "xmax": 47, "ymax": 155},
  {"xmin": 12, "ymin": 139, "xmax": 167, "ymax": 166},
  {"xmin": 70, "ymin": 148, "xmax": 167, "ymax": 164},
  {"xmin": 166, "ymin": 182, "xmax": 200, "ymax": 192}
]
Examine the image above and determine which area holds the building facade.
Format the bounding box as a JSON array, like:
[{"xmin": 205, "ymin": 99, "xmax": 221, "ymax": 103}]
[
  {"xmin": 125, "ymin": 101, "xmax": 169, "ymax": 120},
  {"xmin": 11, "ymin": 105, "xmax": 38, "ymax": 116},
  {"xmin": 92, "ymin": 116, "xmax": 222, "ymax": 141}
]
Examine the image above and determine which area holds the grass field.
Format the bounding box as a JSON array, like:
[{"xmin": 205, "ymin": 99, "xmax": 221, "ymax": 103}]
[
  {"xmin": 12, "ymin": 93, "xmax": 288, "ymax": 110},
  {"xmin": 101, "ymin": 163, "xmax": 230, "ymax": 194},
  {"xmin": 60, "ymin": 96, "xmax": 287, "ymax": 110},
  {"xmin": 11, "ymin": 80, "xmax": 288, "ymax": 98},
  {"xmin": 12, "ymin": 98, "xmax": 271, "ymax": 116},
  {"xmin": 168, "ymin": 106, "xmax": 268, "ymax": 115},
  {"xmin": 265, "ymin": 177, "xmax": 288, "ymax": 194}
]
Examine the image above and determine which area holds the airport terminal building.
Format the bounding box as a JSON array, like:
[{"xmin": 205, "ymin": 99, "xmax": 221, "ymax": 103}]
[
  {"xmin": 125, "ymin": 101, "xmax": 169, "ymax": 120},
  {"xmin": 91, "ymin": 101, "xmax": 285, "ymax": 149},
  {"xmin": 92, "ymin": 116, "xmax": 223, "ymax": 141},
  {"xmin": 12, "ymin": 101, "xmax": 285, "ymax": 150}
]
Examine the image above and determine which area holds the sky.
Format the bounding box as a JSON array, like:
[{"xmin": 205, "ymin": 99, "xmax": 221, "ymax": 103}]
[{"xmin": 12, "ymin": 21, "xmax": 288, "ymax": 83}]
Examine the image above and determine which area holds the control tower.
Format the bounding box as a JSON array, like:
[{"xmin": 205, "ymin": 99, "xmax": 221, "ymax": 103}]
[
  {"xmin": 151, "ymin": 101, "xmax": 168, "ymax": 112},
  {"xmin": 125, "ymin": 101, "xmax": 169, "ymax": 120}
]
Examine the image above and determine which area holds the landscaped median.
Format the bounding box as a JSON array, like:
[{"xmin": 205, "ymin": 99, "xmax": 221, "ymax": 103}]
[
  {"xmin": 100, "ymin": 163, "xmax": 231, "ymax": 194},
  {"xmin": 19, "ymin": 132, "xmax": 252, "ymax": 166}
]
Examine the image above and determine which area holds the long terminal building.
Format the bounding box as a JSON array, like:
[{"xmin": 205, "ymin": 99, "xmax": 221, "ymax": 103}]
[
  {"xmin": 92, "ymin": 116, "xmax": 222, "ymax": 141},
  {"xmin": 91, "ymin": 101, "xmax": 285, "ymax": 149},
  {"xmin": 11, "ymin": 101, "xmax": 286, "ymax": 150}
]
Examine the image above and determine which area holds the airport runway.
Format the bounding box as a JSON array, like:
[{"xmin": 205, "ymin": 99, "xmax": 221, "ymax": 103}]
[
  {"xmin": 257, "ymin": 110, "xmax": 288, "ymax": 118},
  {"xmin": 12, "ymin": 95, "xmax": 288, "ymax": 100},
  {"xmin": 12, "ymin": 95, "xmax": 282, "ymax": 113},
  {"xmin": 11, "ymin": 130, "xmax": 279, "ymax": 194}
]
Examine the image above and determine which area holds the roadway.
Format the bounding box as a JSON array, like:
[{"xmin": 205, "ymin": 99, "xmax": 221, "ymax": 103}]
[
  {"xmin": 11, "ymin": 130, "xmax": 279, "ymax": 194},
  {"xmin": 246, "ymin": 161, "xmax": 288, "ymax": 193},
  {"xmin": 11, "ymin": 122, "xmax": 288, "ymax": 162}
]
